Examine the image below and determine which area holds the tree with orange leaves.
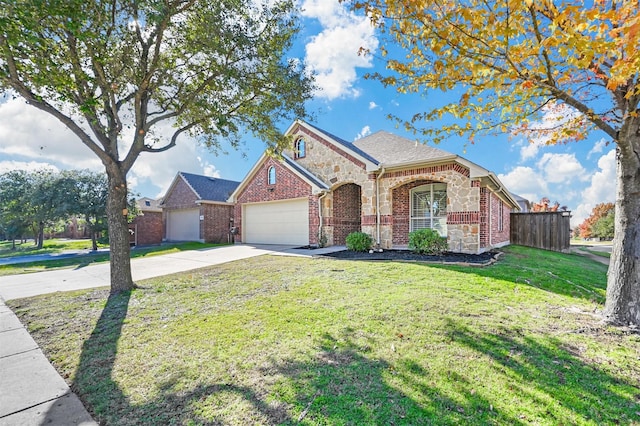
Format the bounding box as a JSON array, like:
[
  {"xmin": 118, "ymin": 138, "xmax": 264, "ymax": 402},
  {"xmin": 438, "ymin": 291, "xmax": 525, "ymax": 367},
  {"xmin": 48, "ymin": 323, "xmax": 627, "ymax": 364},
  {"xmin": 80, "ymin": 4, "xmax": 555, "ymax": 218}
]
[{"xmin": 352, "ymin": 0, "xmax": 640, "ymax": 325}]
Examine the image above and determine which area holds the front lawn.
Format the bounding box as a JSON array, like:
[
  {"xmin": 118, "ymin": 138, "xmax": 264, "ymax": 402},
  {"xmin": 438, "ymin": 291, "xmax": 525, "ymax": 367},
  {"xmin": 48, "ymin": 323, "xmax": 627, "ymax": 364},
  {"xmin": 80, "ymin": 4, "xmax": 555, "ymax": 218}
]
[
  {"xmin": 8, "ymin": 246, "xmax": 640, "ymax": 425},
  {"xmin": 0, "ymin": 238, "xmax": 106, "ymax": 258}
]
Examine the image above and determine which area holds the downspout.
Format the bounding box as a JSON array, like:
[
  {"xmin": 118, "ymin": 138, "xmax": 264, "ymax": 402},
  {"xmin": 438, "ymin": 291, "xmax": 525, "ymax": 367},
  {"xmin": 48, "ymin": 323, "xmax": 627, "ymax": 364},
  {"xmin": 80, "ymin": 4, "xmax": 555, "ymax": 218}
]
[
  {"xmin": 318, "ymin": 190, "xmax": 329, "ymax": 247},
  {"xmin": 376, "ymin": 166, "xmax": 386, "ymax": 248}
]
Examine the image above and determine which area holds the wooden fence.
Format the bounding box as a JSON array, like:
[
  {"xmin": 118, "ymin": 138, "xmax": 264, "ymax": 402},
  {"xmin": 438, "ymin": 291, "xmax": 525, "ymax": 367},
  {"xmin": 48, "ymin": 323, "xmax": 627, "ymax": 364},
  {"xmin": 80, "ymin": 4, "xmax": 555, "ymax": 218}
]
[{"xmin": 510, "ymin": 211, "xmax": 572, "ymax": 252}]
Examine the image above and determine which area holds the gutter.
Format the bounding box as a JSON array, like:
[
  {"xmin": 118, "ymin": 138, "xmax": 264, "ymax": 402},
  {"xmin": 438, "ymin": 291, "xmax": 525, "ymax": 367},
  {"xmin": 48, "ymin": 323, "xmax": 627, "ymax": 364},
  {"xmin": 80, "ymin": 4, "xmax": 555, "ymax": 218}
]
[
  {"xmin": 318, "ymin": 190, "xmax": 329, "ymax": 247},
  {"xmin": 376, "ymin": 166, "xmax": 386, "ymax": 247}
]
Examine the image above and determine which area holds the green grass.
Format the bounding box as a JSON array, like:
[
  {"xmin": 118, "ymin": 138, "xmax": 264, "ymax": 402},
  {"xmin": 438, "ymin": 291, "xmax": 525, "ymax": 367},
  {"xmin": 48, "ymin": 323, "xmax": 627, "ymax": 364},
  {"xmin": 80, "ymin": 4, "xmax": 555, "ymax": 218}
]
[
  {"xmin": 0, "ymin": 241, "xmax": 225, "ymax": 276},
  {"xmin": 0, "ymin": 238, "xmax": 106, "ymax": 258},
  {"xmin": 8, "ymin": 246, "xmax": 640, "ymax": 425}
]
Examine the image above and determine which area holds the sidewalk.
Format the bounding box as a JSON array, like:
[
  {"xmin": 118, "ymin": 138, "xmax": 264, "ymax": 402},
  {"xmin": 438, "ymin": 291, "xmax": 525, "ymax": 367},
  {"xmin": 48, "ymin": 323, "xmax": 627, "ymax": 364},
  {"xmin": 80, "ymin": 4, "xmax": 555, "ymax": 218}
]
[
  {"xmin": 0, "ymin": 244, "xmax": 344, "ymax": 425},
  {"xmin": 0, "ymin": 299, "xmax": 97, "ymax": 425}
]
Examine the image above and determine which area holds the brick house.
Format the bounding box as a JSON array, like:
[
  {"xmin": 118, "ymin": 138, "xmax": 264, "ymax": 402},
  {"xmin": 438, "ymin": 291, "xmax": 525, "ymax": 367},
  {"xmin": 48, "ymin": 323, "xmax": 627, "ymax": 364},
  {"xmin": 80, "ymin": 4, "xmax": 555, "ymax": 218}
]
[
  {"xmin": 228, "ymin": 120, "xmax": 519, "ymax": 253},
  {"xmin": 161, "ymin": 172, "xmax": 239, "ymax": 243},
  {"xmin": 130, "ymin": 197, "xmax": 164, "ymax": 246}
]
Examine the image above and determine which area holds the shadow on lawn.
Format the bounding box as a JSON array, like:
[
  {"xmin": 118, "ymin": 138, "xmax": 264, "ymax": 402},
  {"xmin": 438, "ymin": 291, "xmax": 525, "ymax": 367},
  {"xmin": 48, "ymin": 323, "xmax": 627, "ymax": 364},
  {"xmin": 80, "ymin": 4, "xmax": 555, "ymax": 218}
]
[
  {"xmin": 56, "ymin": 290, "xmax": 291, "ymax": 425},
  {"xmin": 445, "ymin": 318, "xmax": 639, "ymax": 424}
]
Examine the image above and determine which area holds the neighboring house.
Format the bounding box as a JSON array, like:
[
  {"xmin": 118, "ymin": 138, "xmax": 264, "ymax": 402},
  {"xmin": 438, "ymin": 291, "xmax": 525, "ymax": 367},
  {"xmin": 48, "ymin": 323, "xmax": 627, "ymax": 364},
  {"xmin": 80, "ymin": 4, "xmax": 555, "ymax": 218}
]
[
  {"xmin": 130, "ymin": 197, "xmax": 164, "ymax": 246},
  {"xmin": 228, "ymin": 119, "xmax": 520, "ymax": 253},
  {"xmin": 511, "ymin": 194, "xmax": 532, "ymax": 213},
  {"xmin": 161, "ymin": 172, "xmax": 240, "ymax": 243}
]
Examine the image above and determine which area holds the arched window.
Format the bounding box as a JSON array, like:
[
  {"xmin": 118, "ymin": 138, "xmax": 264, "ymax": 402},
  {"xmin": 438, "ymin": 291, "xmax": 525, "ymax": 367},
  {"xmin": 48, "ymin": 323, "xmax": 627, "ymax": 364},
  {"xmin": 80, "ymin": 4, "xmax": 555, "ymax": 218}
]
[
  {"xmin": 410, "ymin": 183, "xmax": 447, "ymax": 236},
  {"xmin": 267, "ymin": 166, "xmax": 276, "ymax": 185},
  {"xmin": 294, "ymin": 138, "xmax": 306, "ymax": 159}
]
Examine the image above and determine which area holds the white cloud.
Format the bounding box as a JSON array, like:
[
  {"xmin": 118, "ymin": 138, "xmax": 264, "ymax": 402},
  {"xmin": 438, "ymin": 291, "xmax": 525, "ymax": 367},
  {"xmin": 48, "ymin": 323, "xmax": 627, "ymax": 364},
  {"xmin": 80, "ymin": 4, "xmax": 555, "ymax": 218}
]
[
  {"xmin": 536, "ymin": 153, "xmax": 588, "ymax": 184},
  {"xmin": 572, "ymin": 149, "xmax": 616, "ymax": 226},
  {"xmin": 520, "ymin": 139, "xmax": 544, "ymax": 161},
  {"xmin": 0, "ymin": 97, "xmax": 222, "ymax": 198},
  {"xmin": 354, "ymin": 125, "xmax": 371, "ymax": 140},
  {"xmin": 302, "ymin": 0, "xmax": 378, "ymax": 100},
  {"xmin": 587, "ymin": 138, "xmax": 609, "ymax": 159},
  {"xmin": 498, "ymin": 166, "xmax": 548, "ymax": 203},
  {"xmin": 368, "ymin": 101, "xmax": 379, "ymax": 110},
  {"xmin": 0, "ymin": 160, "xmax": 59, "ymax": 174}
]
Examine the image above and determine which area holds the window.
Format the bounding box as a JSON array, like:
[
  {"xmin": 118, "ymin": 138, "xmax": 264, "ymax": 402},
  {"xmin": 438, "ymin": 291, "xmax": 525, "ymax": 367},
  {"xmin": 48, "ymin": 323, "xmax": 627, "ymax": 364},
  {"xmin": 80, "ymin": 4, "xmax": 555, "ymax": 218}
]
[
  {"xmin": 498, "ymin": 199, "xmax": 504, "ymax": 231},
  {"xmin": 267, "ymin": 166, "xmax": 276, "ymax": 185},
  {"xmin": 294, "ymin": 138, "xmax": 306, "ymax": 159},
  {"xmin": 410, "ymin": 183, "xmax": 447, "ymax": 236}
]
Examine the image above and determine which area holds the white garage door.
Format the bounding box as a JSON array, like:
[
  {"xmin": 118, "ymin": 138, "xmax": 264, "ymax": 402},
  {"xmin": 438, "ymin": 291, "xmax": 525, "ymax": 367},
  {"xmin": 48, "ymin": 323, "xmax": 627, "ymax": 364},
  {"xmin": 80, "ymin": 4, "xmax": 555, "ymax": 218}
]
[
  {"xmin": 244, "ymin": 199, "xmax": 309, "ymax": 245},
  {"xmin": 166, "ymin": 209, "xmax": 200, "ymax": 241}
]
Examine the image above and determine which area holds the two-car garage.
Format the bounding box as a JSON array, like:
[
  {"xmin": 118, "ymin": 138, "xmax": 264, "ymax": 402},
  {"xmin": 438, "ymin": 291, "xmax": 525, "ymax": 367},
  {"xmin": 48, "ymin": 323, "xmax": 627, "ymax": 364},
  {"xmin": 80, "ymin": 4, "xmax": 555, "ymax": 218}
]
[{"xmin": 242, "ymin": 198, "xmax": 309, "ymax": 246}]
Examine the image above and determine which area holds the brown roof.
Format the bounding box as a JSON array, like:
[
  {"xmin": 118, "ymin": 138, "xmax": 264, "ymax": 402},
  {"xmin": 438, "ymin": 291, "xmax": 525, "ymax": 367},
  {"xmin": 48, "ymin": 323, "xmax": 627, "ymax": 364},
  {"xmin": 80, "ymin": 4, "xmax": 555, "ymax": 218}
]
[{"xmin": 352, "ymin": 131, "xmax": 454, "ymax": 166}]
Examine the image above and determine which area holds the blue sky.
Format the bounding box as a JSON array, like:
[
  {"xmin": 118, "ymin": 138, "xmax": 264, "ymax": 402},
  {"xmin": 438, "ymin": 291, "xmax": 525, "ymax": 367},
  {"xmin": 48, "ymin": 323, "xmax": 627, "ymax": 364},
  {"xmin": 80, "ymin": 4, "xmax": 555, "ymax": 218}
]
[{"xmin": 0, "ymin": 1, "xmax": 616, "ymax": 226}]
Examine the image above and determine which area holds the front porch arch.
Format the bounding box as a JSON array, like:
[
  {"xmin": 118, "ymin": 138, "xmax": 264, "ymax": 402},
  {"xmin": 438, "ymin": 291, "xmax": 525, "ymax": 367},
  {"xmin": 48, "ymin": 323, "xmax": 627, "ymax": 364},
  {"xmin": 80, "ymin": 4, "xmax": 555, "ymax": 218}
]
[{"xmin": 333, "ymin": 183, "xmax": 362, "ymax": 245}]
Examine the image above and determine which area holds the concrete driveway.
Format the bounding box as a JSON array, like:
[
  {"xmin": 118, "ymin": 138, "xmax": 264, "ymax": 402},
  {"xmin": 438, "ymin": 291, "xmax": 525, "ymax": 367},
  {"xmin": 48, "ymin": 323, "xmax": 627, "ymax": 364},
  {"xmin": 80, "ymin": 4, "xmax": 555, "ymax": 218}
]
[{"xmin": 0, "ymin": 243, "xmax": 341, "ymax": 301}]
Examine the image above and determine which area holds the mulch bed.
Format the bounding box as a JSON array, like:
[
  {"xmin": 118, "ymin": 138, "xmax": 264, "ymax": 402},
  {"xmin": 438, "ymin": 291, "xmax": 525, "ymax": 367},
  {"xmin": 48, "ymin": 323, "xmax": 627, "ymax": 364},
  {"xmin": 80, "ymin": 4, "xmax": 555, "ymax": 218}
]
[{"xmin": 321, "ymin": 249, "xmax": 500, "ymax": 265}]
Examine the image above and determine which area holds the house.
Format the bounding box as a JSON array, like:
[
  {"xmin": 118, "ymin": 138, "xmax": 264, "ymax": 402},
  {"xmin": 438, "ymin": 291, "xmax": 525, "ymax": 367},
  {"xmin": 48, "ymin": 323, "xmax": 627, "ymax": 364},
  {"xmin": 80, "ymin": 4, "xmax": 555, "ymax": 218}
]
[
  {"xmin": 130, "ymin": 197, "xmax": 164, "ymax": 246},
  {"xmin": 161, "ymin": 172, "xmax": 240, "ymax": 243},
  {"xmin": 511, "ymin": 194, "xmax": 532, "ymax": 213},
  {"xmin": 228, "ymin": 120, "xmax": 520, "ymax": 253}
]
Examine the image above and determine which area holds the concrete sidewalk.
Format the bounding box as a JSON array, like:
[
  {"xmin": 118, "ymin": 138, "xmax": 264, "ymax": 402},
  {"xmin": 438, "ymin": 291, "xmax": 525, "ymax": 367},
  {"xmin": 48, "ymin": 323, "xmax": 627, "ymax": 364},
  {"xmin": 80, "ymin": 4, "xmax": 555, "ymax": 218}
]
[{"xmin": 0, "ymin": 244, "xmax": 343, "ymax": 425}]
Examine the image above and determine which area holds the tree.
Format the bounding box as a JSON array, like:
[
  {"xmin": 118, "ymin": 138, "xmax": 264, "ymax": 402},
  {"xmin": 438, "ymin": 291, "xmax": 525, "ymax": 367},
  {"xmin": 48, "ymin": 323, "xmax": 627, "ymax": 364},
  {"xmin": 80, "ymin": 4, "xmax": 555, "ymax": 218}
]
[
  {"xmin": 530, "ymin": 197, "xmax": 568, "ymax": 212},
  {"xmin": 29, "ymin": 169, "xmax": 78, "ymax": 249},
  {"xmin": 353, "ymin": 0, "xmax": 640, "ymax": 326},
  {"xmin": 578, "ymin": 202, "xmax": 615, "ymax": 239},
  {"xmin": 0, "ymin": 170, "xmax": 32, "ymax": 249},
  {"xmin": 0, "ymin": 0, "xmax": 313, "ymax": 293},
  {"xmin": 68, "ymin": 170, "xmax": 109, "ymax": 251},
  {"xmin": 593, "ymin": 211, "xmax": 615, "ymax": 240}
]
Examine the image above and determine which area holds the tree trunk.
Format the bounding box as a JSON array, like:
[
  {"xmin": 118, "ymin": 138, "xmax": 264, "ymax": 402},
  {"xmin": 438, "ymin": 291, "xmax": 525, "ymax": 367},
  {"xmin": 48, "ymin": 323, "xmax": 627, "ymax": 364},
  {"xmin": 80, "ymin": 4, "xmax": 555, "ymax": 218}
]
[
  {"xmin": 603, "ymin": 128, "xmax": 640, "ymax": 326},
  {"xmin": 91, "ymin": 231, "xmax": 98, "ymax": 251},
  {"xmin": 105, "ymin": 163, "xmax": 135, "ymax": 294},
  {"xmin": 36, "ymin": 221, "xmax": 44, "ymax": 249}
]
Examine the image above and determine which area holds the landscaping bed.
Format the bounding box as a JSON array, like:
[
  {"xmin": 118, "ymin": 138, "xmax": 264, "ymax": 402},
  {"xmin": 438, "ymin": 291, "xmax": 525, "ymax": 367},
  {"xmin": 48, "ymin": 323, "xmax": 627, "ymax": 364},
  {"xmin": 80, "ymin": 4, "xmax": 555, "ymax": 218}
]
[{"xmin": 322, "ymin": 249, "xmax": 499, "ymax": 264}]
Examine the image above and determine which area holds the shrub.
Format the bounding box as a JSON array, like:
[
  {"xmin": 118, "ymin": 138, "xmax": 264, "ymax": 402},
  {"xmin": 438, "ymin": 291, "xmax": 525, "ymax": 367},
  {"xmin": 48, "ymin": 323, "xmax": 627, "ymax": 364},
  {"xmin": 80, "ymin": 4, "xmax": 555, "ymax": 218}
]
[
  {"xmin": 345, "ymin": 232, "xmax": 373, "ymax": 252},
  {"xmin": 408, "ymin": 229, "xmax": 448, "ymax": 255}
]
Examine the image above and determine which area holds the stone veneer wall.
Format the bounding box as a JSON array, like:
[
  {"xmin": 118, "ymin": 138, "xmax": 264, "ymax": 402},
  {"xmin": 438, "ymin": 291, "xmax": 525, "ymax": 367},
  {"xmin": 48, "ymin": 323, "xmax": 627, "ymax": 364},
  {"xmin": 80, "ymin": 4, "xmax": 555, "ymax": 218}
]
[{"xmin": 285, "ymin": 124, "xmax": 376, "ymax": 245}]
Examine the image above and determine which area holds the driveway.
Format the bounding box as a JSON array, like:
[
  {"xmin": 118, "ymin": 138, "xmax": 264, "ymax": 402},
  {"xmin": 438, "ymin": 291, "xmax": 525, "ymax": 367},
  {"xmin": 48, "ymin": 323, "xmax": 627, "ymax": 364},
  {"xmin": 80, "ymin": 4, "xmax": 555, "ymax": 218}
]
[{"xmin": 0, "ymin": 244, "xmax": 341, "ymax": 301}]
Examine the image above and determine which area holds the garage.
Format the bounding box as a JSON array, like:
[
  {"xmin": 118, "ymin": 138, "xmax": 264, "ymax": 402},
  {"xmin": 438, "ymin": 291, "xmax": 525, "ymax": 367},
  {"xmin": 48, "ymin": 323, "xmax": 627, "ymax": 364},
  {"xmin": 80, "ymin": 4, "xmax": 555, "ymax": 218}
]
[
  {"xmin": 243, "ymin": 198, "xmax": 309, "ymax": 245},
  {"xmin": 166, "ymin": 208, "xmax": 200, "ymax": 241}
]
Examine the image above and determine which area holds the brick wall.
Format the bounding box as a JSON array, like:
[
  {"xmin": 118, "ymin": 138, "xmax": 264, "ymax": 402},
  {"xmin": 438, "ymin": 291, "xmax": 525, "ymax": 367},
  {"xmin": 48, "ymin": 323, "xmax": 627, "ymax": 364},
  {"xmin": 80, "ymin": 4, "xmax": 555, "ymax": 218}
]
[
  {"xmin": 333, "ymin": 183, "xmax": 362, "ymax": 244},
  {"xmin": 234, "ymin": 157, "xmax": 314, "ymax": 243},
  {"xmin": 480, "ymin": 188, "xmax": 489, "ymax": 248},
  {"xmin": 163, "ymin": 176, "xmax": 198, "ymax": 208},
  {"xmin": 489, "ymin": 192, "xmax": 511, "ymax": 246},
  {"xmin": 391, "ymin": 180, "xmax": 434, "ymax": 245},
  {"xmin": 202, "ymin": 203, "xmax": 234, "ymax": 244},
  {"xmin": 131, "ymin": 211, "xmax": 163, "ymax": 246}
]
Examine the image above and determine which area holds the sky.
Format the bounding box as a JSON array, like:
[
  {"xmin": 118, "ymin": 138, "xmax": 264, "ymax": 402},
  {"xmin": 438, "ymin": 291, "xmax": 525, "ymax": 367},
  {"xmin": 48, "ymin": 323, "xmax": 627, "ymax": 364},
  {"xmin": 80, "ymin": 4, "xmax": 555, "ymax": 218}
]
[{"xmin": 0, "ymin": 0, "xmax": 616, "ymax": 227}]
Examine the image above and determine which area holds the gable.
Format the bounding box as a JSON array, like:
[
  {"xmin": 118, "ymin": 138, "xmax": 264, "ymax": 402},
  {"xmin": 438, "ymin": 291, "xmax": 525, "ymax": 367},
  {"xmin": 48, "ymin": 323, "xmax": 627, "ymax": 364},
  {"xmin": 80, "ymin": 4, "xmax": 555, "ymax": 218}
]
[
  {"xmin": 163, "ymin": 176, "xmax": 199, "ymax": 209},
  {"xmin": 234, "ymin": 157, "xmax": 313, "ymax": 204}
]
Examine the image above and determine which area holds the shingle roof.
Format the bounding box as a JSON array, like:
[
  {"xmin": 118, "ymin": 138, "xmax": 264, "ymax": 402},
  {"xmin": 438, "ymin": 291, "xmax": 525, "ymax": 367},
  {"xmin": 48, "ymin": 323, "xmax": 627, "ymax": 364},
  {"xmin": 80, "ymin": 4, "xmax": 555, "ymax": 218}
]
[
  {"xmin": 352, "ymin": 131, "xmax": 454, "ymax": 166},
  {"xmin": 304, "ymin": 122, "xmax": 380, "ymax": 166},
  {"xmin": 180, "ymin": 172, "xmax": 240, "ymax": 202}
]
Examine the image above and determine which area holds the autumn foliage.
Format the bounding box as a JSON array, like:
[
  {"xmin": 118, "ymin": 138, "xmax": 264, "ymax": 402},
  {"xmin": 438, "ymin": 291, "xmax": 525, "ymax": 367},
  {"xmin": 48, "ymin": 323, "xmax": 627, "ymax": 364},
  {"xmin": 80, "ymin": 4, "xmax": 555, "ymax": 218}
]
[{"xmin": 577, "ymin": 203, "xmax": 615, "ymax": 239}]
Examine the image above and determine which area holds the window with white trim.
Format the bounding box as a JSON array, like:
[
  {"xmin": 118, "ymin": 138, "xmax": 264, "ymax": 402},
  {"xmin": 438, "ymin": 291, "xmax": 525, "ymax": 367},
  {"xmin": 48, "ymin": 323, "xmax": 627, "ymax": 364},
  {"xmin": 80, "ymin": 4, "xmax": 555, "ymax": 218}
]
[
  {"xmin": 498, "ymin": 199, "xmax": 504, "ymax": 231},
  {"xmin": 294, "ymin": 138, "xmax": 306, "ymax": 159},
  {"xmin": 267, "ymin": 166, "xmax": 276, "ymax": 185},
  {"xmin": 410, "ymin": 183, "xmax": 448, "ymax": 236}
]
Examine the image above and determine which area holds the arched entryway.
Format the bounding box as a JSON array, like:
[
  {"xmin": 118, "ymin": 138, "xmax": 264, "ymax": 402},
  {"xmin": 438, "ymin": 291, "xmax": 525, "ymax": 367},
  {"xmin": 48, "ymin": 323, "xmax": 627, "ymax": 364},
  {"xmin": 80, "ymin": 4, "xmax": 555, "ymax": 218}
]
[{"xmin": 333, "ymin": 183, "xmax": 362, "ymax": 245}]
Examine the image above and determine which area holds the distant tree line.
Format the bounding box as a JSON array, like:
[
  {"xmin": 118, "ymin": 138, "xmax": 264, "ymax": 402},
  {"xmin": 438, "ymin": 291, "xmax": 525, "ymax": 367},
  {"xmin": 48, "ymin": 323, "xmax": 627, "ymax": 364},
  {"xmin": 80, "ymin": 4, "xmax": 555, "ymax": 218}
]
[
  {"xmin": 575, "ymin": 203, "xmax": 615, "ymax": 240},
  {"xmin": 0, "ymin": 169, "xmax": 137, "ymax": 250}
]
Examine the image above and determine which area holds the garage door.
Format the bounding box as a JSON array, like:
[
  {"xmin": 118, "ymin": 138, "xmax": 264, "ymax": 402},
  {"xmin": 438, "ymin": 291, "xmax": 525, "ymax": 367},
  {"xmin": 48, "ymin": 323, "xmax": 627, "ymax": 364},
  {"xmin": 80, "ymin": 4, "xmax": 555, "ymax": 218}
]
[
  {"xmin": 166, "ymin": 208, "xmax": 200, "ymax": 241},
  {"xmin": 244, "ymin": 199, "xmax": 309, "ymax": 245}
]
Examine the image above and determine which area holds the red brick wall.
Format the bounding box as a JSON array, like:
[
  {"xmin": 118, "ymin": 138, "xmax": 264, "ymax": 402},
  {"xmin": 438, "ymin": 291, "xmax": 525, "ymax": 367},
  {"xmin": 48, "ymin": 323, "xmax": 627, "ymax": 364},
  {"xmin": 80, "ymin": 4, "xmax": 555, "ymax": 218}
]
[
  {"xmin": 131, "ymin": 211, "xmax": 163, "ymax": 246},
  {"xmin": 391, "ymin": 180, "xmax": 435, "ymax": 245},
  {"xmin": 489, "ymin": 192, "xmax": 511, "ymax": 246},
  {"xmin": 333, "ymin": 183, "xmax": 362, "ymax": 244},
  {"xmin": 163, "ymin": 176, "xmax": 198, "ymax": 208},
  {"xmin": 480, "ymin": 188, "xmax": 489, "ymax": 248},
  {"xmin": 234, "ymin": 157, "xmax": 314, "ymax": 243},
  {"xmin": 202, "ymin": 204, "xmax": 234, "ymax": 244}
]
